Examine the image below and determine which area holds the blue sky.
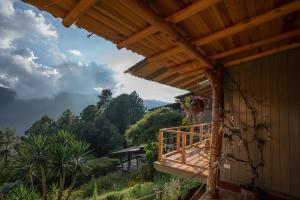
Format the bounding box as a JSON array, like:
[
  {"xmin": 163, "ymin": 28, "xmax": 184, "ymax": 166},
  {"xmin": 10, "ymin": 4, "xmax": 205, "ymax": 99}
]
[{"xmin": 0, "ymin": 0, "xmax": 186, "ymax": 102}]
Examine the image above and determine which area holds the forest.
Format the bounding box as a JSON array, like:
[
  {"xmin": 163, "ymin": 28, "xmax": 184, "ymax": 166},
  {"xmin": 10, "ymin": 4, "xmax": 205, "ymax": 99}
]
[{"xmin": 0, "ymin": 90, "xmax": 200, "ymax": 200}]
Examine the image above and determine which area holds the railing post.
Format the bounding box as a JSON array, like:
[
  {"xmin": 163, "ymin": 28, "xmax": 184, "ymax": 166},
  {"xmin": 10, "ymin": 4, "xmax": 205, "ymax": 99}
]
[
  {"xmin": 158, "ymin": 130, "xmax": 163, "ymax": 162},
  {"xmin": 176, "ymin": 128, "xmax": 180, "ymax": 152},
  {"xmin": 182, "ymin": 132, "xmax": 186, "ymax": 163},
  {"xmin": 199, "ymin": 124, "xmax": 203, "ymax": 142},
  {"xmin": 190, "ymin": 126, "xmax": 194, "ymax": 147}
]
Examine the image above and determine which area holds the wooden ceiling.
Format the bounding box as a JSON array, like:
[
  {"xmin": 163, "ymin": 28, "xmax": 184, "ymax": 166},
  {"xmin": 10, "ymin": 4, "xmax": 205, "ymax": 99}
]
[{"xmin": 23, "ymin": 0, "xmax": 300, "ymax": 96}]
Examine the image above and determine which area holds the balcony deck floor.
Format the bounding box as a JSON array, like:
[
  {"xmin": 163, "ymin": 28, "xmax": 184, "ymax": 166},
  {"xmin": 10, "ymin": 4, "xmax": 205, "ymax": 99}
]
[{"xmin": 154, "ymin": 142, "xmax": 210, "ymax": 181}]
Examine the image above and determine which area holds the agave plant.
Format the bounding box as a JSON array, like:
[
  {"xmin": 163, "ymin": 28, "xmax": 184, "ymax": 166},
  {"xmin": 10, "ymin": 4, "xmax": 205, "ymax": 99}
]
[
  {"xmin": 6, "ymin": 185, "xmax": 40, "ymax": 200},
  {"xmin": 49, "ymin": 130, "xmax": 94, "ymax": 200},
  {"xmin": 18, "ymin": 135, "xmax": 49, "ymax": 200}
]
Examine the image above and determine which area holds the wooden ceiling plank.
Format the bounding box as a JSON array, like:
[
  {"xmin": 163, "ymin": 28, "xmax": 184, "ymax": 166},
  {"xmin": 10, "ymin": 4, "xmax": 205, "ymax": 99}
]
[
  {"xmin": 165, "ymin": 0, "xmax": 222, "ymax": 23},
  {"xmin": 147, "ymin": 1, "xmax": 300, "ymax": 62},
  {"xmin": 120, "ymin": 0, "xmax": 213, "ymax": 68},
  {"xmin": 170, "ymin": 60, "xmax": 200, "ymax": 71},
  {"xmin": 192, "ymin": 1, "xmax": 300, "ymax": 46},
  {"xmin": 148, "ymin": 47, "xmax": 182, "ymax": 62},
  {"xmin": 210, "ymin": 28, "xmax": 300, "ymax": 59},
  {"xmin": 224, "ymin": 42, "xmax": 300, "ymax": 67},
  {"xmin": 117, "ymin": 0, "xmax": 222, "ymax": 49},
  {"xmin": 62, "ymin": 0, "xmax": 99, "ymax": 27}
]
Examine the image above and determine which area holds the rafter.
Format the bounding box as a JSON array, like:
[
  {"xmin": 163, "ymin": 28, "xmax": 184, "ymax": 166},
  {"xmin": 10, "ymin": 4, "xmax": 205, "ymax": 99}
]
[
  {"xmin": 117, "ymin": 0, "xmax": 222, "ymax": 49},
  {"xmin": 170, "ymin": 60, "xmax": 200, "ymax": 71},
  {"xmin": 62, "ymin": 0, "xmax": 98, "ymax": 27},
  {"xmin": 210, "ymin": 28, "xmax": 300, "ymax": 60},
  {"xmin": 146, "ymin": 1, "xmax": 300, "ymax": 62},
  {"xmin": 120, "ymin": 0, "xmax": 212, "ymax": 68},
  {"xmin": 224, "ymin": 42, "xmax": 300, "ymax": 67}
]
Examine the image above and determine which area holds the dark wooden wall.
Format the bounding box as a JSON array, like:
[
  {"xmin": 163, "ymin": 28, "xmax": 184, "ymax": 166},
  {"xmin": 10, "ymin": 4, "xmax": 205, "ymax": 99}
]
[{"xmin": 220, "ymin": 48, "xmax": 300, "ymax": 198}]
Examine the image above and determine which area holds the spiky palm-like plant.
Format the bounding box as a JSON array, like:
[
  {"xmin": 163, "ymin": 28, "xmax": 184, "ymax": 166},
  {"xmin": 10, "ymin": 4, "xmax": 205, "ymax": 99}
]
[
  {"xmin": 19, "ymin": 135, "xmax": 49, "ymax": 200},
  {"xmin": 65, "ymin": 140, "xmax": 94, "ymax": 200}
]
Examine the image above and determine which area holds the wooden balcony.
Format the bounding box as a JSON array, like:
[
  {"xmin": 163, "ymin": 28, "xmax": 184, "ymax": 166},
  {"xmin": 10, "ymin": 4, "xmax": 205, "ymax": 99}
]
[{"xmin": 154, "ymin": 123, "xmax": 212, "ymax": 182}]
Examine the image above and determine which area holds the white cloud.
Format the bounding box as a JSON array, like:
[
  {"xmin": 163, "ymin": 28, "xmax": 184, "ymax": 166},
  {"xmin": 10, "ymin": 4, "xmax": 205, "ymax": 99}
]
[
  {"xmin": 0, "ymin": 0, "xmax": 57, "ymax": 49},
  {"xmin": 67, "ymin": 49, "xmax": 82, "ymax": 57},
  {"xmin": 0, "ymin": 48, "xmax": 117, "ymax": 99}
]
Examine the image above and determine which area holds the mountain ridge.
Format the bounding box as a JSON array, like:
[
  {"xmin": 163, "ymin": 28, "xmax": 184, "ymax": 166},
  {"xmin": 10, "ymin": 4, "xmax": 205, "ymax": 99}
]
[{"xmin": 0, "ymin": 87, "xmax": 168, "ymax": 135}]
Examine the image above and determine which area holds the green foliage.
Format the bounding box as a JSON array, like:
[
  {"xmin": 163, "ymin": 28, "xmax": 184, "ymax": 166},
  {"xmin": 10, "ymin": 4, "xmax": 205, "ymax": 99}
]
[
  {"xmin": 106, "ymin": 91, "xmax": 145, "ymax": 140},
  {"xmin": 97, "ymin": 89, "xmax": 112, "ymax": 114},
  {"xmin": 84, "ymin": 173, "xmax": 200, "ymax": 200},
  {"xmin": 125, "ymin": 108, "xmax": 182, "ymax": 145},
  {"xmin": 92, "ymin": 182, "xmax": 98, "ymax": 200},
  {"xmin": 6, "ymin": 185, "xmax": 40, "ymax": 200},
  {"xmin": 56, "ymin": 109, "xmax": 79, "ymax": 132},
  {"xmin": 89, "ymin": 157, "xmax": 119, "ymax": 178},
  {"xmin": 0, "ymin": 128, "xmax": 19, "ymax": 161},
  {"xmin": 24, "ymin": 115, "xmax": 56, "ymax": 136},
  {"xmin": 0, "ymin": 159, "xmax": 15, "ymax": 185}
]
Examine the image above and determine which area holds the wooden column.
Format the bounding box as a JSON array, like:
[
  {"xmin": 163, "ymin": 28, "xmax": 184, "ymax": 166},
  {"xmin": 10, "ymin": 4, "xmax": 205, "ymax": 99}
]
[
  {"xmin": 190, "ymin": 126, "xmax": 194, "ymax": 146},
  {"xmin": 182, "ymin": 133, "xmax": 187, "ymax": 163},
  {"xmin": 158, "ymin": 130, "xmax": 163, "ymax": 162},
  {"xmin": 176, "ymin": 128, "xmax": 180, "ymax": 152},
  {"xmin": 206, "ymin": 64, "xmax": 224, "ymax": 199}
]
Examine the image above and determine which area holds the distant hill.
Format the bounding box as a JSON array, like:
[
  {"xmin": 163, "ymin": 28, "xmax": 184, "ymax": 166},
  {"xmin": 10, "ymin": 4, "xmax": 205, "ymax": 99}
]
[
  {"xmin": 143, "ymin": 99, "xmax": 168, "ymax": 110},
  {"xmin": 0, "ymin": 87, "xmax": 167, "ymax": 135}
]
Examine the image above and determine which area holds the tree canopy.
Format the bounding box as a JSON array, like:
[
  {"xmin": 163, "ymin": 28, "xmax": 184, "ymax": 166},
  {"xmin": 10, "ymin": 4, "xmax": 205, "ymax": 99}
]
[{"xmin": 125, "ymin": 108, "xmax": 182, "ymax": 145}]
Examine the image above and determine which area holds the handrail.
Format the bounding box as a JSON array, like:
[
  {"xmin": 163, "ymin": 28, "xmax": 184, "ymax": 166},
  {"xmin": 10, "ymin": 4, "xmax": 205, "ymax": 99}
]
[{"xmin": 158, "ymin": 123, "xmax": 212, "ymax": 164}]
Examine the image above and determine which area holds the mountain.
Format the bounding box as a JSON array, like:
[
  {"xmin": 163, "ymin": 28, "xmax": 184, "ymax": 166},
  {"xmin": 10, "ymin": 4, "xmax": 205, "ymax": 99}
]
[
  {"xmin": 143, "ymin": 99, "xmax": 168, "ymax": 110},
  {"xmin": 0, "ymin": 87, "xmax": 168, "ymax": 135}
]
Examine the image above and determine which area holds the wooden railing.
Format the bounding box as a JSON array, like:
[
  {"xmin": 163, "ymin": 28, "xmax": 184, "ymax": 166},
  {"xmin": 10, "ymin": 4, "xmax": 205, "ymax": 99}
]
[{"xmin": 158, "ymin": 123, "xmax": 212, "ymax": 165}]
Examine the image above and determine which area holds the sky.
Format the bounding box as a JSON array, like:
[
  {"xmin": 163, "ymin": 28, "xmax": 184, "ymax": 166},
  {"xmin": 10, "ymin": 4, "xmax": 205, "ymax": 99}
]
[{"xmin": 0, "ymin": 0, "xmax": 186, "ymax": 102}]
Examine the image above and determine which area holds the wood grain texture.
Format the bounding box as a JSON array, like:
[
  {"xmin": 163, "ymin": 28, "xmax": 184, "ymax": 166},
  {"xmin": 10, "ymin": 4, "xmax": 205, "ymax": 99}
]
[{"xmin": 221, "ymin": 48, "xmax": 300, "ymax": 198}]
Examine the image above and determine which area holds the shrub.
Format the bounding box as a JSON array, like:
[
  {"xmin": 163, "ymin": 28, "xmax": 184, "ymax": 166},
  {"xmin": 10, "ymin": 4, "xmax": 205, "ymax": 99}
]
[
  {"xmin": 6, "ymin": 185, "xmax": 40, "ymax": 200},
  {"xmin": 90, "ymin": 157, "xmax": 119, "ymax": 177}
]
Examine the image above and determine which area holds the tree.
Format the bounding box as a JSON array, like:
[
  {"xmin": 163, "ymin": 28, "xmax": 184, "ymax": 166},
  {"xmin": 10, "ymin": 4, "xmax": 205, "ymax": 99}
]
[
  {"xmin": 126, "ymin": 108, "xmax": 182, "ymax": 179},
  {"xmin": 49, "ymin": 130, "xmax": 94, "ymax": 200},
  {"xmin": 125, "ymin": 108, "xmax": 182, "ymax": 145},
  {"xmin": 56, "ymin": 109, "xmax": 79, "ymax": 132},
  {"xmin": 19, "ymin": 135, "xmax": 49, "ymax": 200},
  {"xmin": 24, "ymin": 115, "xmax": 56, "ymax": 136},
  {"xmin": 77, "ymin": 103, "xmax": 122, "ymax": 156},
  {"xmin": 0, "ymin": 128, "xmax": 19, "ymax": 162},
  {"xmin": 65, "ymin": 140, "xmax": 93, "ymax": 200},
  {"xmin": 97, "ymin": 89, "xmax": 112, "ymax": 114},
  {"xmin": 106, "ymin": 91, "xmax": 145, "ymax": 146},
  {"xmin": 89, "ymin": 115, "xmax": 122, "ymax": 156}
]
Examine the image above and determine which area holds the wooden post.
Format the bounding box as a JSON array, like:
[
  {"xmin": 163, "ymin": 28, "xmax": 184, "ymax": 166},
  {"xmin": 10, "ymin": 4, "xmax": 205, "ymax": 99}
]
[
  {"xmin": 176, "ymin": 128, "xmax": 180, "ymax": 152},
  {"xmin": 190, "ymin": 126, "xmax": 194, "ymax": 146},
  {"xmin": 199, "ymin": 124, "xmax": 203, "ymax": 142},
  {"xmin": 206, "ymin": 64, "xmax": 224, "ymax": 199},
  {"xmin": 182, "ymin": 133, "xmax": 186, "ymax": 163},
  {"xmin": 158, "ymin": 130, "xmax": 163, "ymax": 162}
]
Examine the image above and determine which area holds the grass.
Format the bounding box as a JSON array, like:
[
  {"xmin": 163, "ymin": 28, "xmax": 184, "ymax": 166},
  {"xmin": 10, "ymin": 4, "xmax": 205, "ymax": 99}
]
[{"xmin": 70, "ymin": 169, "xmax": 200, "ymax": 200}]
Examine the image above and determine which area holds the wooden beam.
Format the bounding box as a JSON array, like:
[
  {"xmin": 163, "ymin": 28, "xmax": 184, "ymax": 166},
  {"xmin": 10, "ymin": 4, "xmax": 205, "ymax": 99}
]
[
  {"xmin": 224, "ymin": 42, "xmax": 300, "ymax": 67},
  {"xmin": 173, "ymin": 74, "xmax": 205, "ymax": 88},
  {"xmin": 117, "ymin": 0, "xmax": 221, "ymax": 49},
  {"xmin": 210, "ymin": 28, "xmax": 300, "ymax": 60},
  {"xmin": 147, "ymin": 1, "xmax": 300, "ymax": 62},
  {"xmin": 170, "ymin": 60, "xmax": 200, "ymax": 71},
  {"xmin": 148, "ymin": 47, "xmax": 182, "ymax": 63},
  {"xmin": 62, "ymin": 0, "xmax": 98, "ymax": 27},
  {"xmin": 192, "ymin": 1, "xmax": 300, "ymax": 46},
  {"xmin": 206, "ymin": 65, "xmax": 223, "ymax": 198},
  {"xmin": 117, "ymin": 26, "xmax": 157, "ymax": 49},
  {"xmin": 121, "ymin": 0, "xmax": 213, "ymax": 68},
  {"xmin": 165, "ymin": 0, "xmax": 222, "ymax": 23}
]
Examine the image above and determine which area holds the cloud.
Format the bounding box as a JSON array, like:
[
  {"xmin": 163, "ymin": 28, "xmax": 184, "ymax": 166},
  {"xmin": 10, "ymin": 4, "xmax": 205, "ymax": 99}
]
[
  {"xmin": 0, "ymin": 48, "xmax": 117, "ymax": 99},
  {"xmin": 0, "ymin": 0, "xmax": 57, "ymax": 50},
  {"xmin": 67, "ymin": 49, "xmax": 82, "ymax": 57}
]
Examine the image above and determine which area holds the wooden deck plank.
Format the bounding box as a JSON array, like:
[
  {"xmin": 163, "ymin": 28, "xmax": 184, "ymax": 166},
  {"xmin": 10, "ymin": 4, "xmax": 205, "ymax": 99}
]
[{"xmin": 154, "ymin": 142, "xmax": 210, "ymax": 181}]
